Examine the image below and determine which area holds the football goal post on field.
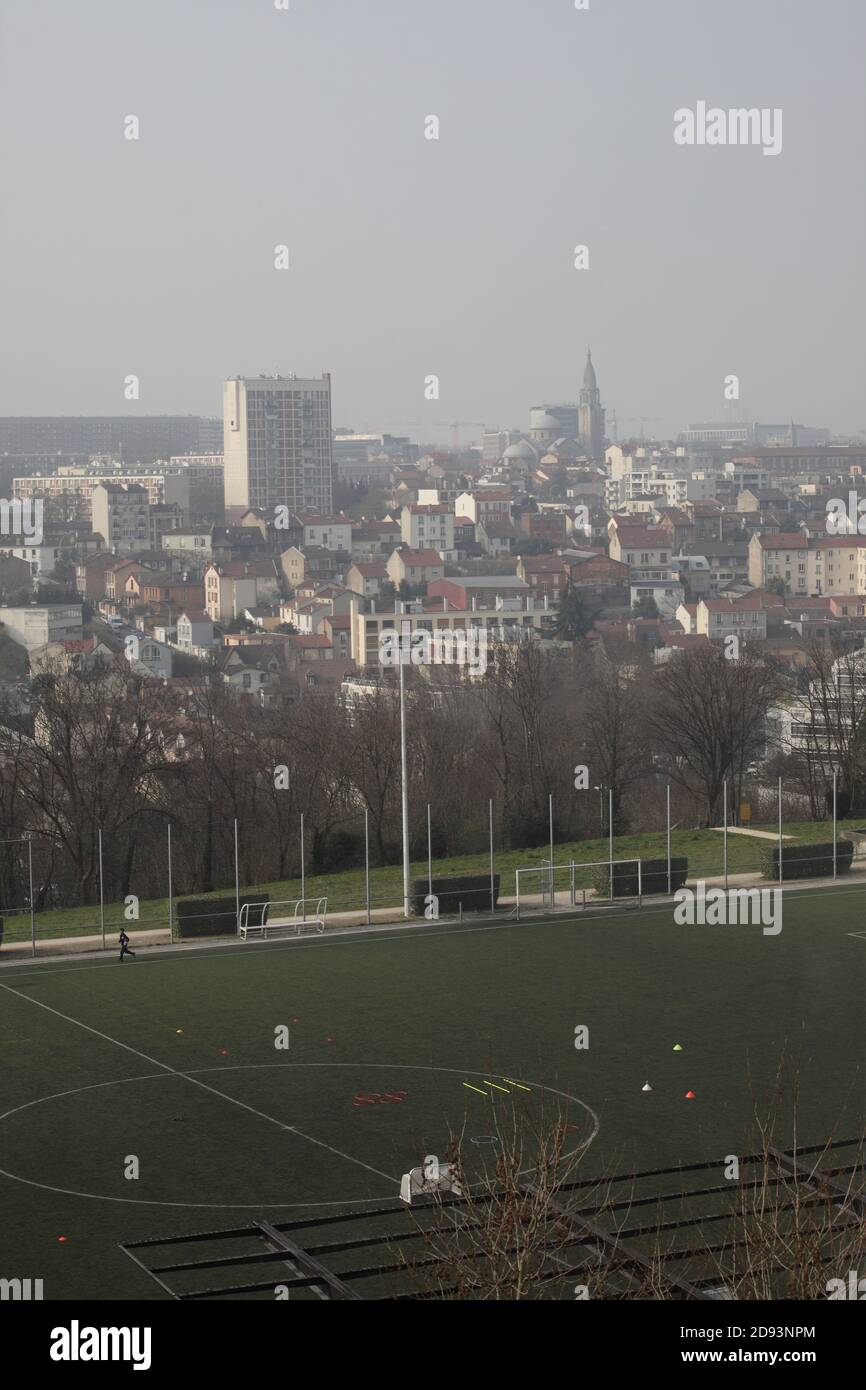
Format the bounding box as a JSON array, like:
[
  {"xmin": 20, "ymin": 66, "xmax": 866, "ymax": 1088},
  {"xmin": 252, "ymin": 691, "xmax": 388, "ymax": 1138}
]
[{"xmin": 514, "ymin": 858, "xmax": 643, "ymax": 919}]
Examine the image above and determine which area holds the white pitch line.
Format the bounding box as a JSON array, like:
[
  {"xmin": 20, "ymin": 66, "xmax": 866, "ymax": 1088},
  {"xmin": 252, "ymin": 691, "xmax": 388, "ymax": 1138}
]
[
  {"xmin": 0, "ymin": 979, "xmax": 395, "ymax": 1185},
  {"xmin": 0, "ymin": 1062, "xmax": 600, "ymax": 1210}
]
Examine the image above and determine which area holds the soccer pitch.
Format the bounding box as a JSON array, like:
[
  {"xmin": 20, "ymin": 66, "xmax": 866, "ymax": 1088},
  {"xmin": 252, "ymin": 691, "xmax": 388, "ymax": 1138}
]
[{"xmin": 0, "ymin": 884, "xmax": 864, "ymax": 1301}]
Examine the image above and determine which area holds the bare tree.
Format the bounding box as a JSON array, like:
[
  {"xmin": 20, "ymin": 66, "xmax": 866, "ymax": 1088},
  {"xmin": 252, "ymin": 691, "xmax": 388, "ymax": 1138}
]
[{"xmin": 648, "ymin": 646, "xmax": 784, "ymax": 825}]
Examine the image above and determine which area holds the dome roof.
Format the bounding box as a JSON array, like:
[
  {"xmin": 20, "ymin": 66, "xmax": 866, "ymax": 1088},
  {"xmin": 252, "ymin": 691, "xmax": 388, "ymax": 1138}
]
[
  {"xmin": 530, "ymin": 411, "xmax": 561, "ymax": 432},
  {"xmin": 503, "ymin": 440, "xmax": 536, "ymax": 460}
]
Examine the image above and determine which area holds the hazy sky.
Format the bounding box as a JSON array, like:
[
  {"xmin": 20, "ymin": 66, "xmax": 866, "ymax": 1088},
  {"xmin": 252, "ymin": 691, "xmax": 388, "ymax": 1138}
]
[{"xmin": 2, "ymin": 0, "xmax": 864, "ymax": 444}]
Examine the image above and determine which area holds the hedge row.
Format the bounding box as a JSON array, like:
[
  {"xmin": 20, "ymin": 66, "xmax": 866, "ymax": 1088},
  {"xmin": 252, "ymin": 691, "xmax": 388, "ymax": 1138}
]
[
  {"xmin": 175, "ymin": 894, "xmax": 269, "ymax": 939},
  {"xmin": 411, "ymin": 875, "xmax": 499, "ymax": 917},
  {"xmin": 591, "ymin": 857, "xmax": 689, "ymax": 899},
  {"xmin": 759, "ymin": 841, "xmax": 853, "ymax": 881}
]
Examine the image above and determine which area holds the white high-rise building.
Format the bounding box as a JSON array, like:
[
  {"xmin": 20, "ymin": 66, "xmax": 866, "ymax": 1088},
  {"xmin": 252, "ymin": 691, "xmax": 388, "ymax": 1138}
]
[{"xmin": 223, "ymin": 374, "xmax": 334, "ymax": 513}]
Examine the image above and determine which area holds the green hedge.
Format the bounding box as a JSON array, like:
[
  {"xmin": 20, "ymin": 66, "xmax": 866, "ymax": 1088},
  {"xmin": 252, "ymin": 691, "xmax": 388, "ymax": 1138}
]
[
  {"xmin": 411, "ymin": 875, "xmax": 499, "ymax": 917},
  {"xmin": 759, "ymin": 841, "xmax": 853, "ymax": 881},
  {"xmin": 176, "ymin": 894, "xmax": 269, "ymax": 939},
  {"xmin": 591, "ymin": 857, "xmax": 688, "ymax": 899}
]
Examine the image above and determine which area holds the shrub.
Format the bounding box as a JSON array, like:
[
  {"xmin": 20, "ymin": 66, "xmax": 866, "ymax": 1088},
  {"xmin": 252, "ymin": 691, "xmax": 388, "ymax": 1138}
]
[
  {"xmin": 758, "ymin": 841, "xmax": 853, "ymax": 881},
  {"xmin": 591, "ymin": 857, "xmax": 688, "ymax": 899},
  {"xmin": 176, "ymin": 894, "xmax": 269, "ymax": 939},
  {"xmin": 411, "ymin": 875, "xmax": 499, "ymax": 917}
]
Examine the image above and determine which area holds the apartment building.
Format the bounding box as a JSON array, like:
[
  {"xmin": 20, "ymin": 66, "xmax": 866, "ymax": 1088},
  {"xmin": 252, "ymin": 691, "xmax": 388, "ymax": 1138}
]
[
  {"xmin": 400, "ymin": 504, "xmax": 455, "ymax": 556},
  {"xmin": 222, "ymin": 375, "xmax": 334, "ymax": 514},
  {"xmin": 749, "ymin": 532, "xmax": 866, "ymax": 596},
  {"xmin": 349, "ymin": 595, "xmax": 556, "ymax": 670}
]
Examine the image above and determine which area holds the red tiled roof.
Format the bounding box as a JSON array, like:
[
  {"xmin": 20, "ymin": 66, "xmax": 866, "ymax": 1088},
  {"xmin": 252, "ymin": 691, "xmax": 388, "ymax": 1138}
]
[
  {"xmin": 351, "ymin": 562, "xmax": 388, "ymax": 577},
  {"xmin": 755, "ymin": 532, "xmax": 808, "ymax": 550},
  {"xmin": 391, "ymin": 548, "xmax": 443, "ymax": 566},
  {"xmin": 614, "ymin": 528, "xmax": 669, "ymax": 547}
]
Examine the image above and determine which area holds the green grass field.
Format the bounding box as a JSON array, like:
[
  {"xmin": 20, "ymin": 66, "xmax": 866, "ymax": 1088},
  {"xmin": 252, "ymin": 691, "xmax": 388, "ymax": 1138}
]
[{"xmin": 0, "ymin": 883, "xmax": 863, "ymax": 1300}]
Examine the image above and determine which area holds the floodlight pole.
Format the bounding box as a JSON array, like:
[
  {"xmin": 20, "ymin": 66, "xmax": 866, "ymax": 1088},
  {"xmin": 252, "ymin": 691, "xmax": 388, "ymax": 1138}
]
[
  {"xmin": 666, "ymin": 783, "xmax": 672, "ymax": 894},
  {"xmin": 398, "ymin": 611, "xmax": 411, "ymax": 919},
  {"xmin": 778, "ymin": 777, "xmax": 783, "ymax": 885},
  {"xmin": 427, "ymin": 803, "xmax": 432, "ymax": 903},
  {"xmin": 723, "ymin": 780, "xmax": 728, "ymax": 891}
]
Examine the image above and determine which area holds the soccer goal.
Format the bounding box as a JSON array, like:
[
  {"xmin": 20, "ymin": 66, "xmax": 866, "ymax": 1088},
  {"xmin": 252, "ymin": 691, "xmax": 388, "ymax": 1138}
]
[
  {"xmin": 400, "ymin": 1155, "xmax": 464, "ymax": 1206},
  {"xmin": 513, "ymin": 859, "xmax": 643, "ymax": 918}
]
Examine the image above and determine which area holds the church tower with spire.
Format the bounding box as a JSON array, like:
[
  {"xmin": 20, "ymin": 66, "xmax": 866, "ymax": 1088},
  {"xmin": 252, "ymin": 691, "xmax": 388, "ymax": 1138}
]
[{"xmin": 578, "ymin": 348, "xmax": 606, "ymax": 459}]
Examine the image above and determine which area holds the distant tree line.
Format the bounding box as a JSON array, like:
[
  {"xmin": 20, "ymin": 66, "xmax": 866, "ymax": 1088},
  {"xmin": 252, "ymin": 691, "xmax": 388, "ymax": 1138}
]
[{"xmin": 0, "ymin": 633, "xmax": 863, "ymax": 912}]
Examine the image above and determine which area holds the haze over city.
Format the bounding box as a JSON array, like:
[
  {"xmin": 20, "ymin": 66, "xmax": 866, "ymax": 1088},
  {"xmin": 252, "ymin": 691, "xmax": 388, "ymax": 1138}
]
[
  {"xmin": 1, "ymin": 0, "xmax": 865, "ymax": 1341},
  {"xmin": 2, "ymin": 0, "xmax": 865, "ymax": 442}
]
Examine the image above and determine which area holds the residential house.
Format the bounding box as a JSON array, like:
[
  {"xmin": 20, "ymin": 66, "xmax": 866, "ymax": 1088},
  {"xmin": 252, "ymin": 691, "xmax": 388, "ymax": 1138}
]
[{"xmin": 386, "ymin": 547, "xmax": 445, "ymax": 589}]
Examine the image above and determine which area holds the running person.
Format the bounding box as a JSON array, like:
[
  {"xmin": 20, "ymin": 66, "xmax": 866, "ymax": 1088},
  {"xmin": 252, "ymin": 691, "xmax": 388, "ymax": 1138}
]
[{"xmin": 118, "ymin": 928, "xmax": 136, "ymax": 963}]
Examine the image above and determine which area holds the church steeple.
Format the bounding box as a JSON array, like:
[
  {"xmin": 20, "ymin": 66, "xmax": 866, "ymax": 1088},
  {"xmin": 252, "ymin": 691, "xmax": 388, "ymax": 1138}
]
[{"xmin": 578, "ymin": 346, "xmax": 605, "ymax": 460}]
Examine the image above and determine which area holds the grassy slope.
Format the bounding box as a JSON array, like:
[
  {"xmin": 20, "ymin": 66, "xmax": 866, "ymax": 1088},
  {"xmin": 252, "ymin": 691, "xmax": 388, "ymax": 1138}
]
[{"xmin": 2, "ymin": 816, "xmax": 864, "ymax": 944}]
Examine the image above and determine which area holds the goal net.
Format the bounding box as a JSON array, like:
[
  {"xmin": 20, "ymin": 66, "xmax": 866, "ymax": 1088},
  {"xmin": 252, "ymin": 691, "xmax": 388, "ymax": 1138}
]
[{"xmin": 514, "ymin": 859, "xmax": 644, "ymax": 918}]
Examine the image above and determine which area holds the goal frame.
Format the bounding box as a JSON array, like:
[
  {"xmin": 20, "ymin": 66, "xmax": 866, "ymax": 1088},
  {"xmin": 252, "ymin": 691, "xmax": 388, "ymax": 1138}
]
[{"xmin": 514, "ymin": 858, "xmax": 643, "ymax": 919}]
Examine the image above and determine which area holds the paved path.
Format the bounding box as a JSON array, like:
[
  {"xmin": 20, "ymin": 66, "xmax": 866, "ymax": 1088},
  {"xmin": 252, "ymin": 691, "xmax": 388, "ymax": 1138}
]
[
  {"xmin": 711, "ymin": 826, "xmax": 793, "ymax": 840},
  {"xmin": 2, "ymin": 864, "xmax": 865, "ymax": 967}
]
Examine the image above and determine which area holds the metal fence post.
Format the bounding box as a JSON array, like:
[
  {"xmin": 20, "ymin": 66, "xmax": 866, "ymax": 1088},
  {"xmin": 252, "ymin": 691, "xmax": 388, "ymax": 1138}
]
[
  {"xmin": 722, "ymin": 778, "xmax": 728, "ymax": 895},
  {"xmin": 667, "ymin": 783, "xmax": 675, "ymax": 889},
  {"xmin": 234, "ymin": 817, "xmax": 240, "ymax": 925},
  {"xmin": 299, "ymin": 813, "xmax": 305, "ymax": 906},
  {"xmin": 364, "ymin": 807, "xmax": 371, "ymax": 926},
  {"xmin": 489, "ymin": 798, "xmax": 495, "ymax": 913},
  {"xmin": 549, "ymin": 792, "xmax": 554, "ymax": 901},
  {"xmin": 832, "ymin": 771, "xmax": 837, "ymax": 880},
  {"xmin": 609, "ymin": 789, "xmax": 614, "ymax": 901},
  {"xmin": 167, "ymin": 823, "xmax": 174, "ymax": 942},
  {"xmin": 98, "ymin": 827, "xmax": 106, "ymax": 951},
  {"xmin": 27, "ymin": 835, "xmax": 36, "ymax": 959}
]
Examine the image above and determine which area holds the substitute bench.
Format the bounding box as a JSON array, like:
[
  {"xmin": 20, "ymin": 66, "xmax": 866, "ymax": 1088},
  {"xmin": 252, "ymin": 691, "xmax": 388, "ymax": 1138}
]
[{"xmin": 238, "ymin": 898, "xmax": 327, "ymax": 940}]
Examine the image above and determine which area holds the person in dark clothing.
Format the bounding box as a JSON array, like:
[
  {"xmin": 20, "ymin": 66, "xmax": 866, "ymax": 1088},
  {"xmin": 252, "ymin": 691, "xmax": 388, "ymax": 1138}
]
[{"xmin": 119, "ymin": 929, "xmax": 136, "ymax": 963}]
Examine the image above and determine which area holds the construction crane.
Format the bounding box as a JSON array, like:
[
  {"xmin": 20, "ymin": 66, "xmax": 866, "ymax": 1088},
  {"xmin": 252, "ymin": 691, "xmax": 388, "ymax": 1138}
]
[
  {"xmin": 435, "ymin": 421, "xmax": 485, "ymax": 450},
  {"xmin": 610, "ymin": 411, "xmax": 662, "ymax": 444}
]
